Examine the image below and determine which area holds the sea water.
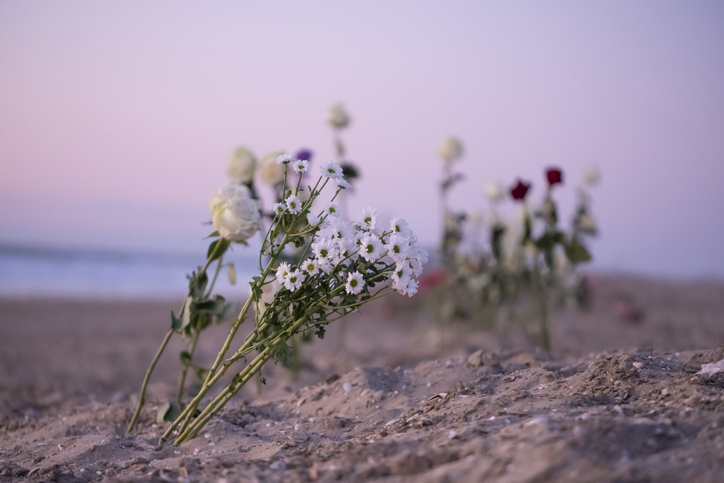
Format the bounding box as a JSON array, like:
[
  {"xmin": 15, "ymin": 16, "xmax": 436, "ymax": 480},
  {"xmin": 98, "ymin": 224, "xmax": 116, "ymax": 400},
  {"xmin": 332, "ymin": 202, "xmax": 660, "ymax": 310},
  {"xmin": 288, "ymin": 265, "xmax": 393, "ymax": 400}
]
[{"xmin": 0, "ymin": 243, "xmax": 257, "ymax": 299}]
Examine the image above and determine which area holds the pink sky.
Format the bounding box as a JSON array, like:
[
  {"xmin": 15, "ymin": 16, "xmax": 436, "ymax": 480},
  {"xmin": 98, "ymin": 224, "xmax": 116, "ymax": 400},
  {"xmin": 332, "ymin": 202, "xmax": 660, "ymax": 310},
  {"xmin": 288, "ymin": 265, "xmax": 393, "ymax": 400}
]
[{"xmin": 1, "ymin": 2, "xmax": 723, "ymax": 278}]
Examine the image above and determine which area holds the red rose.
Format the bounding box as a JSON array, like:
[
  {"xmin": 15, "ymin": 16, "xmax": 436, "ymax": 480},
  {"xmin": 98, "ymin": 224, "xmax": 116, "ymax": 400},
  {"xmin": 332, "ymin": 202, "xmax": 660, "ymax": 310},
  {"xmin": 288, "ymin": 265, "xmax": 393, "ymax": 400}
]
[
  {"xmin": 546, "ymin": 167, "xmax": 563, "ymax": 186},
  {"xmin": 510, "ymin": 179, "xmax": 531, "ymax": 201}
]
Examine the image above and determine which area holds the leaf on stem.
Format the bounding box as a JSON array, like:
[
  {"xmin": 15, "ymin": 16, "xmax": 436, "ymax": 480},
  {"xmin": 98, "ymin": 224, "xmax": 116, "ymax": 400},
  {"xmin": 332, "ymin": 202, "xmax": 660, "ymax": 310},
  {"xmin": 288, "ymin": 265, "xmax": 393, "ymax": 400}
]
[{"xmin": 207, "ymin": 238, "xmax": 231, "ymax": 262}]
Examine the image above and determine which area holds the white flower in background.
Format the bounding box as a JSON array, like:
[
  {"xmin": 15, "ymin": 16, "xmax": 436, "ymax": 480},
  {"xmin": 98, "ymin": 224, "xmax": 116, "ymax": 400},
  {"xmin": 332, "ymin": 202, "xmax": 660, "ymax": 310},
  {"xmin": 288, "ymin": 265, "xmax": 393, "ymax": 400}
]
[
  {"xmin": 292, "ymin": 159, "xmax": 309, "ymax": 173},
  {"xmin": 307, "ymin": 212, "xmax": 321, "ymax": 227},
  {"xmin": 276, "ymin": 153, "xmax": 294, "ymax": 165},
  {"xmin": 302, "ymin": 258, "xmax": 320, "ymax": 276},
  {"xmin": 355, "ymin": 207, "xmax": 378, "ymax": 232},
  {"xmin": 345, "ymin": 271, "xmax": 365, "ymax": 295},
  {"xmin": 438, "ymin": 137, "xmax": 463, "ymax": 164},
  {"xmin": 296, "ymin": 186, "xmax": 311, "ymax": 203},
  {"xmin": 273, "ymin": 202, "xmax": 286, "ymax": 216},
  {"xmin": 386, "ymin": 233, "xmax": 410, "ymax": 263},
  {"xmin": 313, "ymin": 238, "xmax": 337, "ymax": 260},
  {"xmin": 227, "ymin": 146, "xmax": 257, "ymax": 184},
  {"xmin": 259, "ymin": 151, "xmax": 286, "ymax": 186},
  {"xmin": 210, "ymin": 185, "xmax": 261, "ymax": 242},
  {"xmin": 483, "ymin": 181, "xmax": 506, "ymax": 202},
  {"xmin": 582, "ymin": 165, "xmax": 601, "ymax": 186},
  {"xmin": 359, "ymin": 234, "xmax": 384, "ymax": 262},
  {"xmin": 327, "ymin": 103, "xmax": 351, "ymax": 129},
  {"xmin": 283, "ymin": 269, "xmax": 305, "ymax": 292},
  {"xmin": 324, "ymin": 202, "xmax": 340, "ymax": 217},
  {"xmin": 285, "ymin": 194, "xmax": 302, "ymax": 214},
  {"xmin": 276, "ymin": 262, "xmax": 291, "ymax": 280},
  {"xmin": 336, "ymin": 178, "xmax": 352, "ymax": 190},
  {"xmin": 320, "ymin": 161, "xmax": 343, "ymax": 179}
]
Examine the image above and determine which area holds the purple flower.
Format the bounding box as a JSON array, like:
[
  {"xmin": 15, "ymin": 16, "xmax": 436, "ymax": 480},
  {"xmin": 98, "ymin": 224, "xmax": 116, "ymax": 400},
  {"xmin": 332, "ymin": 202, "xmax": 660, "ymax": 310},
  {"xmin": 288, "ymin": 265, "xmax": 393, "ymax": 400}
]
[{"xmin": 295, "ymin": 149, "xmax": 313, "ymax": 162}]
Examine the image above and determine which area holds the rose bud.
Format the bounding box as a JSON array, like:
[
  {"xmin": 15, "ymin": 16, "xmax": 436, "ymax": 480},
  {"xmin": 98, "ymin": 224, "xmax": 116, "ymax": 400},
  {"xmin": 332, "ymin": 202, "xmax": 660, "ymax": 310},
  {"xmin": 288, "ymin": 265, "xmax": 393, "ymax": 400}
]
[
  {"xmin": 227, "ymin": 146, "xmax": 257, "ymax": 184},
  {"xmin": 509, "ymin": 179, "xmax": 531, "ymax": 201},
  {"xmin": 546, "ymin": 167, "xmax": 563, "ymax": 186},
  {"xmin": 438, "ymin": 137, "xmax": 464, "ymax": 164},
  {"xmin": 327, "ymin": 103, "xmax": 351, "ymax": 129}
]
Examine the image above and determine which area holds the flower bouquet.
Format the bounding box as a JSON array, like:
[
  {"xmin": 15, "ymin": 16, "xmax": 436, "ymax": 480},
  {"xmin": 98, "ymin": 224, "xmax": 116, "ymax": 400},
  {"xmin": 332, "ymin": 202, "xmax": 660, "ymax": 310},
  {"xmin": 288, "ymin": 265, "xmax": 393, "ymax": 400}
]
[{"xmin": 127, "ymin": 154, "xmax": 427, "ymax": 445}]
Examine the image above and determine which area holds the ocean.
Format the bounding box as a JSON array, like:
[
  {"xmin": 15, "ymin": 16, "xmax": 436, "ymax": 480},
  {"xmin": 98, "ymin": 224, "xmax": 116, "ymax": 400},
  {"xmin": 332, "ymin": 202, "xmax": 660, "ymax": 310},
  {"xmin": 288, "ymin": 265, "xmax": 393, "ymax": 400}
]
[{"xmin": 0, "ymin": 243, "xmax": 257, "ymax": 299}]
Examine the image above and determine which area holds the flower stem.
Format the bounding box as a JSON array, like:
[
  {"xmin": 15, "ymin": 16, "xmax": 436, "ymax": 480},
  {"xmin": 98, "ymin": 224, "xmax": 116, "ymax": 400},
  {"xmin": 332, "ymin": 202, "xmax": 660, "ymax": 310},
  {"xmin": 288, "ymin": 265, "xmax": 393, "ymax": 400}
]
[
  {"xmin": 533, "ymin": 254, "xmax": 551, "ymax": 352},
  {"xmin": 176, "ymin": 329, "xmax": 200, "ymax": 404},
  {"xmin": 126, "ymin": 328, "xmax": 174, "ymax": 434}
]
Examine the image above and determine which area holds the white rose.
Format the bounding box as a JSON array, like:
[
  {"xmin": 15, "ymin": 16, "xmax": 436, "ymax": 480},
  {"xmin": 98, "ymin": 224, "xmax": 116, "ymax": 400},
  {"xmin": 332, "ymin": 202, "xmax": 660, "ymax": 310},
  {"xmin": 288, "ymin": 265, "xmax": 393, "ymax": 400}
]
[
  {"xmin": 327, "ymin": 103, "xmax": 350, "ymax": 129},
  {"xmin": 483, "ymin": 181, "xmax": 505, "ymax": 202},
  {"xmin": 210, "ymin": 185, "xmax": 261, "ymax": 242},
  {"xmin": 582, "ymin": 165, "xmax": 601, "ymax": 187},
  {"xmin": 227, "ymin": 146, "xmax": 257, "ymax": 184},
  {"xmin": 438, "ymin": 137, "xmax": 463, "ymax": 164},
  {"xmin": 259, "ymin": 151, "xmax": 286, "ymax": 186}
]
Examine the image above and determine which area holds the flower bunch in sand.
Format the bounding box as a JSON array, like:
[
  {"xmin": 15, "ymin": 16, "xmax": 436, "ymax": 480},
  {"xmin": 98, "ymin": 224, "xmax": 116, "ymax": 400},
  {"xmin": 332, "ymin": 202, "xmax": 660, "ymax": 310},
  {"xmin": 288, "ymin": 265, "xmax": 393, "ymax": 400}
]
[
  {"xmin": 433, "ymin": 141, "xmax": 600, "ymax": 351},
  {"xmin": 129, "ymin": 155, "xmax": 426, "ymax": 444}
]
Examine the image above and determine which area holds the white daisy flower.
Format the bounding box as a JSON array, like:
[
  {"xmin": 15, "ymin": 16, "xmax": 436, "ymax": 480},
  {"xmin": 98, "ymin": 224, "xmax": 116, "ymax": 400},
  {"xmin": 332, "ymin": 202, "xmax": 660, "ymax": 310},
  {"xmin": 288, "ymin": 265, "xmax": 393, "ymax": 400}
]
[
  {"xmin": 312, "ymin": 238, "xmax": 337, "ymax": 260},
  {"xmin": 307, "ymin": 212, "xmax": 321, "ymax": 227},
  {"xmin": 390, "ymin": 217, "xmax": 412, "ymax": 237},
  {"xmin": 285, "ymin": 195, "xmax": 302, "ymax": 214},
  {"xmin": 404, "ymin": 279, "xmax": 419, "ymax": 297},
  {"xmin": 393, "ymin": 261, "xmax": 413, "ymax": 285},
  {"xmin": 283, "ymin": 269, "xmax": 305, "ymax": 292},
  {"xmin": 302, "ymin": 258, "xmax": 319, "ymax": 276},
  {"xmin": 326, "ymin": 218, "xmax": 353, "ymax": 240},
  {"xmin": 316, "ymin": 256, "xmax": 333, "ymax": 274},
  {"xmin": 292, "ymin": 159, "xmax": 309, "ymax": 173},
  {"xmin": 276, "ymin": 261, "xmax": 291, "ymax": 280},
  {"xmin": 276, "ymin": 153, "xmax": 294, "ymax": 164},
  {"xmin": 386, "ymin": 233, "xmax": 411, "ymax": 263},
  {"xmin": 324, "ymin": 202, "xmax": 340, "ymax": 218},
  {"xmin": 273, "ymin": 202, "xmax": 286, "ymax": 215},
  {"xmin": 320, "ymin": 161, "xmax": 343, "ymax": 179},
  {"xmin": 336, "ymin": 178, "xmax": 352, "ymax": 190},
  {"xmin": 359, "ymin": 234, "xmax": 384, "ymax": 262},
  {"xmin": 355, "ymin": 207, "xmax": 378, "ymax": 232},
  {"xmin": 409, "ymin": 257, "xmax": 423, "ymax": 277},
  {"xmin": 345, "ymin": 271, "xmax": 365, "ymax": 295}
]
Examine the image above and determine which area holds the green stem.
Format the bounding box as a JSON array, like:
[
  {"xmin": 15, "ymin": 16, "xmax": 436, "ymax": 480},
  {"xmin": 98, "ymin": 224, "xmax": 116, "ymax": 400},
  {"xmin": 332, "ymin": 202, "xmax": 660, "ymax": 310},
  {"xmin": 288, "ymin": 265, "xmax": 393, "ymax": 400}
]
[
  {"xmin": 126, "ymin": 328, "xmax": 174, "ymax": 434},
  {"xmin": 533, "ymin": 254, "xmax": 551, "ymax": 352},
  {"xmin": 176, "ymin": 329, "xmax": 200, "ymax": 404}
]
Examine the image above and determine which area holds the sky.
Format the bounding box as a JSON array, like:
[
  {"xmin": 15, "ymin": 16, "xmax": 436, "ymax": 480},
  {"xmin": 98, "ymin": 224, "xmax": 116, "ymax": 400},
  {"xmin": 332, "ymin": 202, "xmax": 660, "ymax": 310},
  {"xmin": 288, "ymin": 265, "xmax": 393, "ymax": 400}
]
[{"xmin": 1, "ymin": 1, "xmax": 723, "ymax": 279}]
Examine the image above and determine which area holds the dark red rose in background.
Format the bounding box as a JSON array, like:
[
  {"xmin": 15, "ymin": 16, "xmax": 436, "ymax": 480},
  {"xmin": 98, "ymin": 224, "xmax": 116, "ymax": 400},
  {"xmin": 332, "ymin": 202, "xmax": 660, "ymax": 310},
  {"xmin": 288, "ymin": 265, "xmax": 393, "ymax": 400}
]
[
  {"xmin": 510, "ymin": 179, "xmax": 531, "ymax": 201},
  {"xmin": 295, "ymin": 149, "xmax": 313, "ymax": 161},
  {"xmin": 546, "ymin": 167, "xmax": 563, "ymax": 186}
]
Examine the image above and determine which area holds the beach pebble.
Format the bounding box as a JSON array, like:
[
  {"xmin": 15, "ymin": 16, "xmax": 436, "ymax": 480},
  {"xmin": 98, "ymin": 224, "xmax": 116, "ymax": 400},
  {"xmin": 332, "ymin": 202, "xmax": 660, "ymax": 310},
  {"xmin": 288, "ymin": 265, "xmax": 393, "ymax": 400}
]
[{"xmin": 343, "ymin": 383, "xmax": 352, "ymax": 393}]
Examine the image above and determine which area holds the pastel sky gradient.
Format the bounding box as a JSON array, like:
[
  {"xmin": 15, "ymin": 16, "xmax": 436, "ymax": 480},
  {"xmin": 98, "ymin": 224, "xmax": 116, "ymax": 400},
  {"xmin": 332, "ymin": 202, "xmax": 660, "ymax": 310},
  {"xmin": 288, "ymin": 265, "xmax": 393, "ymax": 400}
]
[{"xmin": 1, "ymin": 2, "xmax": 723, "ymax": 278}]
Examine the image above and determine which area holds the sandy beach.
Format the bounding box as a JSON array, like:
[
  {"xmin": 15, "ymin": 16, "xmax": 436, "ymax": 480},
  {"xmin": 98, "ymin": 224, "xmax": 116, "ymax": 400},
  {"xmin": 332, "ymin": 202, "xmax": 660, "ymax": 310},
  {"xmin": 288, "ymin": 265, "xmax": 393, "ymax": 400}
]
[{"xmin": 2, "ymin": 273, "xmax": 724, "ymax": 481}]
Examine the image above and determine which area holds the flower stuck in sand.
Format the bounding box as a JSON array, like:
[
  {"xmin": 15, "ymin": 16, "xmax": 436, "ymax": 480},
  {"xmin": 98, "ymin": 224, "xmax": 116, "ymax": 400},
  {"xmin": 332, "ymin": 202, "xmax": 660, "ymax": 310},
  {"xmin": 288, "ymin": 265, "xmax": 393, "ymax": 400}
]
[{"xmin": 438, "ymin": 137, "xmax": 464, "ymax": 164}]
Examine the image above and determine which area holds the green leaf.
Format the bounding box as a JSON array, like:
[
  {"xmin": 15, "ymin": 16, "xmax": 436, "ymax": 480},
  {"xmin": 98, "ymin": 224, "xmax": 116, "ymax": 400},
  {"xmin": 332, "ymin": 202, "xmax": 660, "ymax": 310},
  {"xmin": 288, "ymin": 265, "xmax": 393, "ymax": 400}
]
[
  {"xmin": 180, "ymin": 351, "xmax": 192, "ymax": 367},
  {"xmin": 189, "ymin": 271, "xmax": 208, "ymax": 300},
  {"xmin": 564, "ymin": 239, "xmax": 592, "ymax": 263},
  {"xmin": 170, "ymin": 310, "xmax": 182, "ymax": 332},
  {"xmin": 180, "ymin": 296, "xmax": 193, "ymax": 332},
  {"xmin": 191, "ymin": 364, "xmax": 209, "ymax": 382},
  {"xmin": 273, "ymin": 342, "xmax": 293, "ymax": 368},
  {"xmin": 207, "ymin": 238, "xmax": 230, "ymax": 262},
  {"xmin": 194, "ymin": 295, "xmax": 227, "ymax": 316},
  {"xmin": 205, "ymin": 231, "xmax": 220, "ymax": 238},
  {"xmin": 219, "ymin": 302, "xmax": 237, "ymax": 323},
  {"xmin": 156, "ymin": 401, "xmax": 183, "ymax": 425},
  {"xmin": 314, "ymin": 324, "xmax": 326, "ymax": 340}
]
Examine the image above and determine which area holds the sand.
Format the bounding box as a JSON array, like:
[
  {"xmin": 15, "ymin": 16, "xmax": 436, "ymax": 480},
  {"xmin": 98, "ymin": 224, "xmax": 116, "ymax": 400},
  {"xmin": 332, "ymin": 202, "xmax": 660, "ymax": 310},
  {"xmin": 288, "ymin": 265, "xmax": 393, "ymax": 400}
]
[{"xmin": 2, "ymin": 274, "xmax": 724, "ymax": 481}]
